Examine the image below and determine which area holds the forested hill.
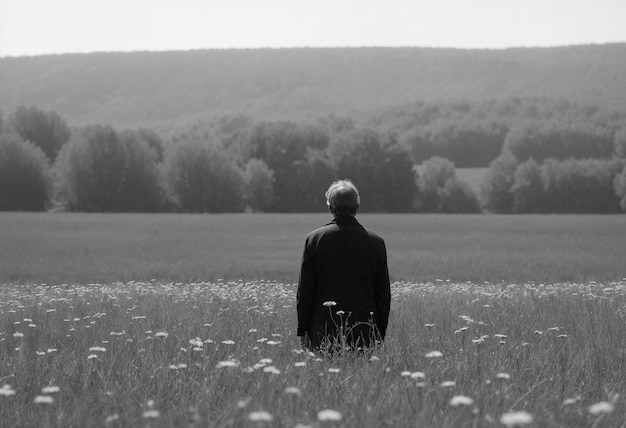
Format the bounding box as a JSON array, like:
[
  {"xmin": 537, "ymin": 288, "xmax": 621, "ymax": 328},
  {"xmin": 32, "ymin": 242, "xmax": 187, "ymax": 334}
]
[{"xmin": 1, "ymin": 44, "xmax": 626, "ymax": 129}]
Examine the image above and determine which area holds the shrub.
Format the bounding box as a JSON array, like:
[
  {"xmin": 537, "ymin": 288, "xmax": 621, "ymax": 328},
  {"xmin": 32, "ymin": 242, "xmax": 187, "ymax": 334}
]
[
  {"xmin": 613, "ymin": 165, "xmax": 626, "ymax": 211},
  {"xmin": 162, "ymin": 137, "xmax": 245, "ymax": 212},
  {"xmin": 8, "ymin": 106, "xmax": 70, "ymax": 160},
  {"xmin": 0, "ymin": 133, "xmax": 51, "ymax": 211},
  {"xmin": 54, "ymin": 125, "xmax": 162, "ymax": 212}
]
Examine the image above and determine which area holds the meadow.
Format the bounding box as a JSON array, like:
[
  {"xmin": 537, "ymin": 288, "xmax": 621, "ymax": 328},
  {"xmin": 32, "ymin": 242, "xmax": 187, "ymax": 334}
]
[
  {"xmin": 2, "ymin": 279, "xmax": 626, "ymax": 427},
  {"xmin": 1, "ymin": 213, "xmax": 626, "ymax": 427},
  {"xmin": 1, "ymin": 212, "xmax": 625, "ymax": 284}
]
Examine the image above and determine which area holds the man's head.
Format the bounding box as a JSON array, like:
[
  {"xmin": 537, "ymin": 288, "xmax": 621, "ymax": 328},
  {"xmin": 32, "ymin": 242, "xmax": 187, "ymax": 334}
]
[{"xmin": 325, "ymin": 179, "xmax": 360, "ymax": 215}]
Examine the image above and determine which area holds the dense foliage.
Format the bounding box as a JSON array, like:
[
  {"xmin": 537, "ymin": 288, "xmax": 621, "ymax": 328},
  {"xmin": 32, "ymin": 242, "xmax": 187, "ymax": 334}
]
[
  {"xmin": 162, "ymin": 136, "xmax": 245, "ymax": 213},
  {"xmin": 2, "ymin": 98, "xmax": 626, "ymax": 213},
  {"xmin": 2, "ymin": 45, "xmax": 626, "ymax": 128},
  {"xmin": 7, "ymin": 106, "xmax": 71, "ymax": 160},
  {"xmin": 416, "ymin": 157, "xmax": 480, "ymax": 213},
  {"xmin": 54, "ymin": 125, "xmax": 162, "ymax": 212},
  {"xmin": 482, "ymin": 154, "xmax": 625, "ymax": 213},
  {"xmin": 0, "ymin": 133, "xmax": 51, "ymax": 211}
]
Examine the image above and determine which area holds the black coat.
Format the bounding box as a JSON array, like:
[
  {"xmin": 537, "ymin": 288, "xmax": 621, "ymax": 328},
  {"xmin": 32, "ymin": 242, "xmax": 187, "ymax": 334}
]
[{"xmin": 297, "ymin": 215, "xmax": 391, "ymax": 350}]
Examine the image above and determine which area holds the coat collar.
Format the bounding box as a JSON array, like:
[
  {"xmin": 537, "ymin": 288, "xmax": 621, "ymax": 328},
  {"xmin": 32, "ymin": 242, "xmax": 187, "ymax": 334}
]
[{"xmin": 329, "ymin": 214, "xmax": 360, "ymax": 226}]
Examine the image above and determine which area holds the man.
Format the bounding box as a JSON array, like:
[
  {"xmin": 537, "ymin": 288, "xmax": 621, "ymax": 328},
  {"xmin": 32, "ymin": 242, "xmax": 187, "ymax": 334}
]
[{"xmin": 297, "ymin": 179, "xmax": 391, "ymax": 352}]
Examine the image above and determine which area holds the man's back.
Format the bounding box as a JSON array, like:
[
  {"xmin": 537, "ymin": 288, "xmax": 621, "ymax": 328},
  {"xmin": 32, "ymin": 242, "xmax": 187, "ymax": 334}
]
[{"xmin": 297, "ymin": 214, "xmax": 390, "ymax": 350}]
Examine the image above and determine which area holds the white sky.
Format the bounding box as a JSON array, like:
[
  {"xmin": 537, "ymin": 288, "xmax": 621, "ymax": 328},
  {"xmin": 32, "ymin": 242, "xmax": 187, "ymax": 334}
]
[{"xmin": 1, "ymin": 0, "xmax": 625, "ymax": 57}]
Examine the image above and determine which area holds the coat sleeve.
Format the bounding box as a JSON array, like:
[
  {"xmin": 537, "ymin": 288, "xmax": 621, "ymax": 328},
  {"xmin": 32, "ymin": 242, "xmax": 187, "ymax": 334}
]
[
  {"xmin": 296, "ymin": 237, "xmax": 316, "ymax": 336},
  {"xmin": 374, "ymin": 239, "xmax": 391, "ymax": 339}
]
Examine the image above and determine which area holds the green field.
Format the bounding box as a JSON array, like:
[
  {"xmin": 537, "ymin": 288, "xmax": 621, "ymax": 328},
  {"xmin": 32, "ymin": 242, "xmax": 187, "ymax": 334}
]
[
  {"xmin": 2, "ymin": 279, "xmax": 625, "ymax": 427},
  {"xmin": 2, "ymin": 213, "xmax": 626, "ymax": 427},
  {"xmin": 1, "ymin": 212, "xmax": 625, "ymax": 284}
]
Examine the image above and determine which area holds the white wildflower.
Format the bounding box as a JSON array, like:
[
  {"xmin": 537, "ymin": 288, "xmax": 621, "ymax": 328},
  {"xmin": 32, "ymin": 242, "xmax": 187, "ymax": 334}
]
[
  {"xmin": 216, "ymin": 360, "xmax": 239, "ymax": 369},
  {"xmin": 563, "ymin": 397, "xmax": 580, "ymax": 405},
  {"xmin": 500, "ymin": 411, "xmax": 533, "ymax": 426},
  {"xmin": 248, "ymin": 410, "xmax": 273, "ymax": 422},
  {"xmin": 317, "ymin": 409, "xmax": 342, "ymax": 421},
  {"xmin": 0, "ymin": 385, "xmax": 16, "ymax": 396},
  {"xmin": 285, "ymin": 386, "xmax": 302, "ymax": 395},
  {"xmin": 263, "ymin": 366, "xmax": 281, "ymax": 375},
  {"xmin": 34, "ymin": 395, "xmax": 55, "ymax": 404},
  {"xmin": 105, "ymin": 414, "xmax": 119, "ymax": 424},
  {"xmin": 449, "ymin": 395, "xmax": 474, "ymax": 407},
  {"xmin": 142, "ymin": 410, "xmax": 160, "ymax": 419},
  {"xmin": 588, "ymin": 401, "xmax": 614, "ymax": 415}
]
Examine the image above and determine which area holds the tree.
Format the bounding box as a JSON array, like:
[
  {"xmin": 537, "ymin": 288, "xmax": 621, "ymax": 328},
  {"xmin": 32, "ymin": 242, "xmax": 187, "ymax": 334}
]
[
  {"xmin": 247, "ymin": 121, "xmax": 330, "ymax": 211},
  {"xmin": 0, "ymin": 133, "xmax": 52, "ymax": 211},
  {"xmin": 162, "ymin": 137, "xmax": 244, "ymax": 212},
  {"xmin": 280, "ymin": 150, "xmax": 336, "ymax": 212},
  {"xmin": 121, "ymin": 128, "xmax": 165, "ymax": 162},
  {"xmin": 55, "ymin": 125, "xmax": 127, "ymax": 211},
  {"xmin": 54, "ymin": 125, "xmax": 161, "ymax": 212},
  {"xmin": 439, "ymin": 177, "xmax": 481, "ymax": 213},
  {"xmin": 540, "ymin": 158, "xmax": 622, "ymax": 213},
  {"xmin": 510, "ymin": 158, "xmax": 543, "ymax": 213},
  {"xmin": 407, "ymin": 120, "xmax": 507, "ymax": 167},
  {"xmin": 243, "ymin": 158, "xmax": 275, "ymax": 212},
  {"xmin": 615, "ymin": 165, "xmax": 626, "ymax": 211},
  {"xmin": 328, "ymin": 129, "xmax": 416, "ymax": 212},
  {"xmin": 481, "ymin": 153, "xmax": 519, "ymax": 213},
  {"xmin": 415, "ymin": 156, "xmax": 456, "ymax": 212},
  {"xmin": 118, "ymin": 131, "xmax": 163, "ymax": 211},
  {"xmin": 415, "ymin": 156, "xmax": 480, "ymax": 213},
  {"xmin": 8, "ymin": 106, "xmax": 71, "ymax": 160},
  {"xmin": 503, "ymin": 122, "xmax": 614, "ymax": 162},
  {"xmin": 615, "ymin": 128, "xmax": 626, "ymax": 158}
]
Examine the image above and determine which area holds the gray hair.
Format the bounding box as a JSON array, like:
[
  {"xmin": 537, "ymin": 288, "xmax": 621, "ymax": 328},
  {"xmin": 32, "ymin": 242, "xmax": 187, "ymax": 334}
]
[{"xmin": 325, "ymin": 179, "xmax": 360, "ymax": 215}]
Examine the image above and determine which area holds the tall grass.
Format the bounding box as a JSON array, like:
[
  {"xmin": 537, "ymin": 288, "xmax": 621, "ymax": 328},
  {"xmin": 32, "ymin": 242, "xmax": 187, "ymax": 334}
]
[{"xmin": 1, "ymin": 279, "xmax": 625, "ymax": 427}]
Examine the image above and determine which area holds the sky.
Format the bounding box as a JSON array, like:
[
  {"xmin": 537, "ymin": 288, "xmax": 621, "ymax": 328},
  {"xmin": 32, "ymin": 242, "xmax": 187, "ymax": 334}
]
[{"xmin": 1, "ymin": 0, "xmax": 626, "ymax": 57}]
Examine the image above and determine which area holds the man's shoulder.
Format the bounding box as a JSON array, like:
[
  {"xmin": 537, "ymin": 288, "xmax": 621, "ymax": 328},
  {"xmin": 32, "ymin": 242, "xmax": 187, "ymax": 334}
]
[
  {"xmin": 364, "ymin": 227, "xmax": 386, "ymax": 245},
  {"xmin": 306, "ymin": 222, "xmax": 338, "ymax": 240}
]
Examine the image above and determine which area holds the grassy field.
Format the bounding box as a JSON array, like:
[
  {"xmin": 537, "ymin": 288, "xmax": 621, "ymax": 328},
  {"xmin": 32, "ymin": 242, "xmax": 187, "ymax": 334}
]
[
  {"xmin": 2, "ymin": 212, "xmax": 625, "ymax": 427},
  {"xmin": 1, "ymin": 212, "xmax": 625, "ymax": 284},
  {"xmin": 1, "ymin": 279, "xmax": 625, "ymax": 427}
]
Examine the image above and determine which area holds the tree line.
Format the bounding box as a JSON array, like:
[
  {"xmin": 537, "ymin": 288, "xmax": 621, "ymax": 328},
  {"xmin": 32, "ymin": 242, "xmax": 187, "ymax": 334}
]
[
  {"xmin": 482, "ymin": 148, "xmax": 626, "ymax": 214},
  {"xmin": 1, "ymin": 105, "xmax": 626, "ymax": 213}
]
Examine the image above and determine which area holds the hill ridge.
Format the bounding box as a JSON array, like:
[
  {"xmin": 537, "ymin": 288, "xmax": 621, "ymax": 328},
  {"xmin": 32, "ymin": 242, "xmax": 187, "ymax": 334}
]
[{"xmin": 1, "ymin": 44, "xmax": 625, "ymax": 129}]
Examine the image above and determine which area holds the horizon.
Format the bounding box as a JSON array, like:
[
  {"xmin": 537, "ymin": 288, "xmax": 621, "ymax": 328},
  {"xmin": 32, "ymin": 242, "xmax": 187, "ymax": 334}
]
[
  {"xmin": 3, "ymin": 41, "xmax": 625, "ymax": 59},
  {"xmin": 2, "ymin": 0, "xmax": 626, "ymax": 58}
]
